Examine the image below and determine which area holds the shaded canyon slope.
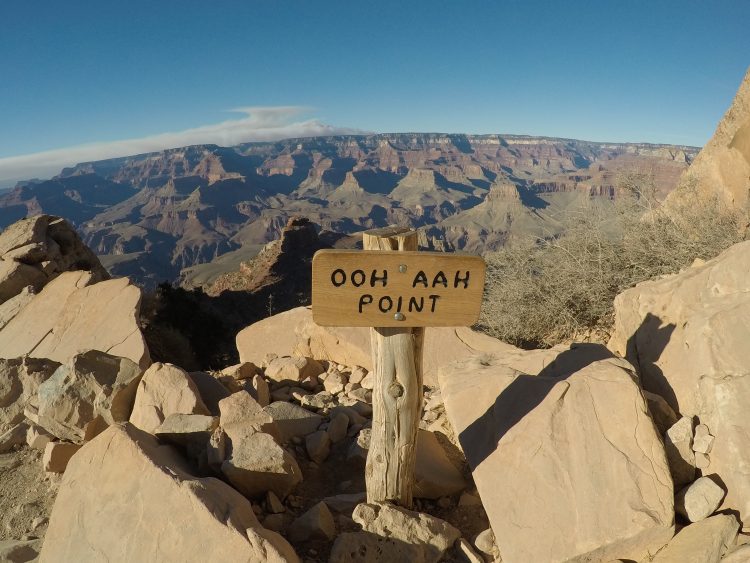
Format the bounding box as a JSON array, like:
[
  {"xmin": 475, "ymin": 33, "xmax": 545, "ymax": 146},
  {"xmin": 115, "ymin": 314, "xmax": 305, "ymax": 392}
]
[{"xmin": 0, "ymin": 133, "xmax": 697, "ymax": 287}]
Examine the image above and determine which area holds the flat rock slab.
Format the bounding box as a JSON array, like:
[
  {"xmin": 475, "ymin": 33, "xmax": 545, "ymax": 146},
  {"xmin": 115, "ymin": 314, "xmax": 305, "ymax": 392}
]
[
  {"xmin": 652, "ymin": 514, "xmax": 739, "ymax": 563},
  {"xmin": 439, "ymin": 349, "xmax": 674, "ymax": 563},
  {"xmin": 39, "ymin": 423, "xmax": 298, "ymax": 563}
]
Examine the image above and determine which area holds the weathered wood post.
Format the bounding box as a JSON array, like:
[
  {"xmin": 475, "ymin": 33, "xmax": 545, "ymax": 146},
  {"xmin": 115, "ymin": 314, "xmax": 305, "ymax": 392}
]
[
  {"xmin": 311, "ymin": 226, "xmax": 485, "ymax": 509},
  {"xmin": 362, "ymin": 226, "xmax": 424, "ymax": 507}
]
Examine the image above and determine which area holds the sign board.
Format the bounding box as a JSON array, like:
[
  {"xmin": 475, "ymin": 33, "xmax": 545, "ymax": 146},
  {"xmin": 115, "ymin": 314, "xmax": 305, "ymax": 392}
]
[{"xmin": 312, "ymin": 249, "xmax": 486, "ymax": 327}]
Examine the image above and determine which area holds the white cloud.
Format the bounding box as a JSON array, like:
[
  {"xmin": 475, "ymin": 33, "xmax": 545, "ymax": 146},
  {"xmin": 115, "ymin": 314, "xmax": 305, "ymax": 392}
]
[{"xmin": 0, "ymin": 107, "xmax": 363, "ymax": 187}]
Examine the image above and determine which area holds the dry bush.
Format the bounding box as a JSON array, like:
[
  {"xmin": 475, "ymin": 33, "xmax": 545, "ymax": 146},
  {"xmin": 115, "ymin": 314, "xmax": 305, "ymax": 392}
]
[{"xmin": 478, "ymin": 174, "xmax": 746, "ymax": 348}]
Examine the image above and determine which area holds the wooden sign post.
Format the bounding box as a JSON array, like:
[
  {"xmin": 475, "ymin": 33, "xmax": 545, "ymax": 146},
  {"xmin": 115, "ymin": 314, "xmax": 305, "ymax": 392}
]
[{"xmin": 311, "ymin": 226, "xmax": 485, "ymax": 508}]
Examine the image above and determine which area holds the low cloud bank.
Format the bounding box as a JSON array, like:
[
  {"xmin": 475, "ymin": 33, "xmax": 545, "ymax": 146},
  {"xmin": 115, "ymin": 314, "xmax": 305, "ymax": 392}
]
[{"xmin": 0, "ymin": 106, "xmax": 362, "ymax": 187}]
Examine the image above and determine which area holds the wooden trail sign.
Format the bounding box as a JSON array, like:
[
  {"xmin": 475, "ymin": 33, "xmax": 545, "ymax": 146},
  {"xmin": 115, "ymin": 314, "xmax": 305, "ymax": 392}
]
[
  {"xmin": 311, "ymin": 250, "xmax": 486, "ymax": 327},
  {"xmin": 311, "ymin": 226, "xmax": 486, "ymax": 508}
]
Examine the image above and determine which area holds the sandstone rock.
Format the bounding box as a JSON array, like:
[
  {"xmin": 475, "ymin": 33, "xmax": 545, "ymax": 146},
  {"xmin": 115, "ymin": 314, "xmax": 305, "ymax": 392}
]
[
  {"xmin": 323, "ymin": 371, "xmax": 347, "ymax": 394},
  {"xmin": 265, "ymin": 356, "xmax": 323, "ymax": 384},
  {"xmin": 608, "ymin": 239, "xmax": 750, "ymax": 418},
  {"xmin": 206, "ymin": 426, "xmax": 226, "ymax": 471},
  {"xmin": 154, "ymin": 413, "xmax": 219, "ymax": 457},
  {"xmin": 439, "ymin": 351, "xmax": 674, "ymax": 563},
  {"xmin": 221, "ymin": 362, "xmax": 260, "ymax": 380},
  {"xmin": 266, "ymin": 491, "xmax": 285, "ymax": 514},
  {"xmin": 665, "ymin": 67, "xmax": 750, "ymax": 210},
  {"xmin": 675, "ymin": 476, "xmax": 725, "ymax": 522},
  {"xmin": 349, "ymin": 367, "xmax": 367, "ymax": 385},
  {"xmin": 697, "ymin": 373, "xmax": 750, "ymax": 520},
  {"xmin": 39, "ymin": 423, "xmax": 298, "ymax": 562},
  {"xmin": 722, "ymin": 544, "xmax": 750, "ymax": 563},
  {"xmin": 664, "ymin": 416, "xmax": 696, "ymax": 489},
  {"xmin": 0, "ymin": 271, "xmax": 150, "ymax": 368},
  {"xmin": 288, "ymin": 501, "xmax": 336, "ymax": 542},
  {"xmin": 129, "ymin": 363, "xmax": 210, "ymax": 434},
  {"xmin": 0, "ymin": 357, "xmax": 59, "ymax": 434},
  {"xmin": 305, "ymin": 430, "xmax": 330, "ymax": 464},
  {"xmin": 644, "ymin": 390, "xmax": 679, "ymax": 435},
  {"xmin": 263, "ymin": 402, "xmax": 322, "ymax": 443},
  {"xmin": 329, "ymin": 531, "xmax": 424, "ymax": 563},
  {"xmin": 0, "ymin": 287, "xmax": 34, "ymax": 331},
  {"xmin": 457, "ymin": 538, "xmax": 484, "ymax": 563},
  {"xmin": 218, "ymin": 390, "xmax": 279, "ymax": 442},
  {"xmin": 42, "ymin": 441, "xmax": 82, "ymax": 473},
  {"xmin": 328, "ymin": 412, "xmax": 349, "ymax": 443},
  {"xmin": 329, "ymin": 405, "xmax": 367, "ymax": 426},
  {"xmin": 474, "ymin": 528, "xmax": 496, "ymax": 556},
  {"xmin": 693, "ymin": 423, "xmax": 715, "ymax": 454},
  {"xmin": 221, "ymin": 430, "xmax": 302, "ymax": 499},
  {"xmin": 36, "ymin": 350, "xmax": 143, "ymax": 442},
  {"xmin": 262, "ymin": 513, "xmax": 286, "ymax": 533},
  {"xmin": 347, "ymin": 427, "xmax": 371, "ymax": 464},
  {"xmin": 236, "ymin": 306, "xmax": 519, "ymax": 386},
  {"xmin": 652, "ymin": 514, "xmax": 739, "ymax": 563},
  {"xmin": 300, "ymin": 391, "xmax": 336, "ymax": 411},
  {"xmin": 414, "ymin": 429, "xmax": 466, "ymax": 499},
  {"xmin": 0, "ymin": 258, "xmax": 46, "ymax": 303},
  {"xmin": 187, "ymin": 371, "xmax": 230, "ymax": 415},
  {"xmin": 0, "ymin": 422, "xmax": 27, "ymax": 454},
  {"xmin": 352, "ymin": 502, "xmax": 461, "ymax": 563}
]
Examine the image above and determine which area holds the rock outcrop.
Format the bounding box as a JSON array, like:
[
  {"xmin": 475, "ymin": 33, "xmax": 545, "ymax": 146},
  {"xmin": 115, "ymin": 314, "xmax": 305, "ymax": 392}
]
[
  {"xmin": 0, "ymin": 357, "xmax": 60, "ymax": 434},
  {"xmin": 0, "ymin": 271, "xmax": 150, "ymax": 368},
  {"xmin": 439, "ymin": 348, "xmax": 674, "ymax": 563},
  {"xmin": 0, "ymin": 215, "xmax": 108, "ymax": 306},
  {"xmin": 609, "ymin": 240, "xmax": 750, "ymax": 522},
  {"xmin": 39, "ymin": 423, "xmax": 298, "ymax": 562},
  {"xmin": 666, "ymin": 67, "xmax": 750, "ymax": 210}
]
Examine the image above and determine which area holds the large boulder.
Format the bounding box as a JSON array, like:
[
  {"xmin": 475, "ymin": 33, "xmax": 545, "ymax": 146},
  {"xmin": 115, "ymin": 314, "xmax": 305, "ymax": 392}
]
[
  {"xmin": 439, "ymin": 349, "xmax": 674, "ymax": 563},
  {"xmin": 0, "ymin": 357, "xmax": 60, "ymax": 434},
  {"xmin": 36, "ymin": 350, "xmax": 142, "ymax": 442},
  {"xmin": 0, "ymin": 214, "xmax": 108, "ymax": 305},
  {"xmin": 129, "ymin": 363, "xmax": 210, "ymax": 434},
  {"xmin": 351, "ymin": 502, "xmax": 461, "ymax": 563},
  {"xmin": 237, "ymin": 306, "xmax": 526, "ymax": 385},
  {"xmin": 39, "ymin": 423, "xmax": 298, "ymax": 562},
  {"xmin": 609, "ymin": 240, "xmax": 750, "ymax": 417},
  {"xmin": 665, "ymin": 67, "xmax": 750, "ymax": 209},
  {"xmin": 651, "ymin": 514, "xmax": 739, "ymax": 563},
  {"xmin": 0, "ymin": 271, "xmax": 150, "ymax": 368},
  {"xmin": 608, "ymin": 240, "xmax": 750, "ymax": 522}
]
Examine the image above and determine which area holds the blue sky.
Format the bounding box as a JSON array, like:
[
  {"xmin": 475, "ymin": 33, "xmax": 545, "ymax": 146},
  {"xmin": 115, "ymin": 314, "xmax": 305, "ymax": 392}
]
[{"xmin": 0, "ymin": 0, "xmax": 748, "ymax": 184}]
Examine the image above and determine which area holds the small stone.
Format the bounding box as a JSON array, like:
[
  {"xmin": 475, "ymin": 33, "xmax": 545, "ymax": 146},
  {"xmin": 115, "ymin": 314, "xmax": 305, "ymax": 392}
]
[
  {"xmin": 360, "ymin": 372, "xmax": 374, "ymax": 390},
  {"xmin": 664, "ymin": 416, "xmax": 696, "ymax": 488},
  {"xmin": 264, "ymin": 402, "xmax": 323, "ymax": 442},
  {"xmin": 0, "ymin": 423, "xmax": 29, "ymax": 454},
  {"xmin": 675, "ymin": 476, "xmax": 726, "ymax": 522},
  {"xmin": 43, "ymin": 442, "xmax": 82, "ymax": 473},
  {"xmin": 457, "ymin": 538, "xmax": 484, "ymax": 563},
  {"xmin": 347, "ymin": 428, "xmax": 371, "ymax": 464},
  {"xmin": 693, "ymin": 424, "xmax": 715, "ymax": 454},
  {"xmin": 328, "ymin": 413, "xmax": 349, "ymax": 443},
  {"xmin": 322, "ymin": 492, "xmax": 367, "ymax": 513},
  {"xmin": 437, "ymin": 496, "xmax": 452, "ymax": 508},
  {"xmin": 271, "ymin": 387, "xmax": 292, "ymax": 402},
  {"xmin": 300, "ymin": 391, "xmax": 336, "ymax": 411},
  {"xmin": 695, "ymin": 452, "xmax": 711, "ymax": 469},
  {"xmin": 206, "ymin": 427, "xmax": 226, "ymax": 471},
  {"xmin": 349, "ymin": 367, "xmax": 367, "ymax": 385},
  {"xmin": 352, "ymin": 502, "xmax": 461, "ymax": 562},
  {"xmin": 265, "ymin": 356, "xmax": 323, "ymax": 384},
  {"xmin": 221, "ymin": 362, "xmax": 260, "ymax": 381},
  {"xmin": 299, "ymin": 375, "xmax": 318, "ymax": 392},
  {"xmin": 305, "ymin": 430, "xmax": 331, "ymax": 464},
  {"xmin": 324, "ymin": 371, "xmax": 348, "ymax": 395},
  {"xmin": 348, "ymin": 387, "xmax": 372, "ymax": 404},
  {"xmin": 474, "ymin": 528, "xmax": 496, "ymax": 556},
  {"xmin": 288, "ymin": 502, "xmax": 336, "ymax": 542},
  {"xmin": 290, "ymin": 388, "xmax": 309, "ymax": 402},
  {"xmin": 266, "ymin": 491, "xmax": 285, "ymax": 514},
  {"xmin": 459, "ymin": 492, "xmax": 482, "ymax": 506},
  {"xmin": 344, "ymin": 382, "xmax": 361, "ymax": 394},
  {"xmin": 643, "ymin": 390, "xmax": 679, "ymax": 434},
  {"xmin": 31, "ymin": 516, "xmax": 48, "ymax": 530}
]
